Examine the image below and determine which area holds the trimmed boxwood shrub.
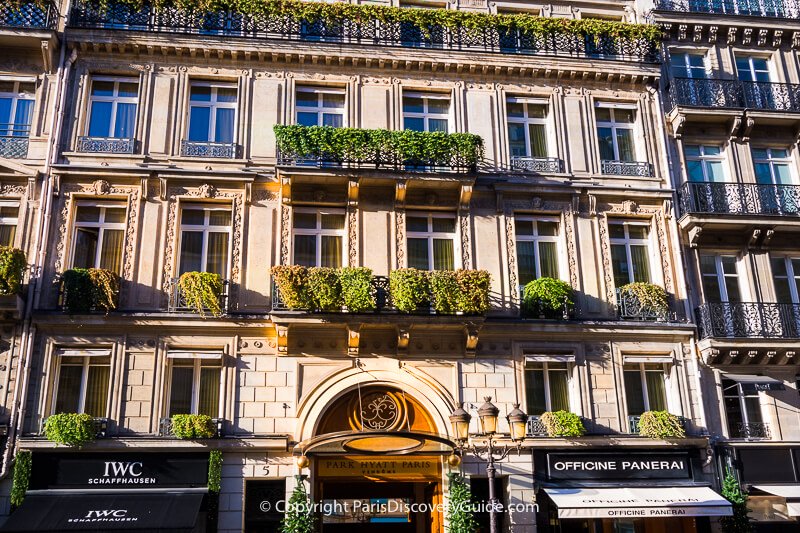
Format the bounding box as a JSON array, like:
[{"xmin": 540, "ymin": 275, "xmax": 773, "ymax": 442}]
[
  {"xmin": 637, "ymin": 410, "xmax": 686, "ymax": 439},
  {"xmin": 171, "ymin": 414, "xmax": 217, "ymax": 439},
  {"xmin": 522, "ymin": 277, "xmax": 573, "ymax": 318},
  {"xmin": 271, "ymin": 265, "xmax": 311, "ymax": 310},
  {"xmin": 429, "ymin": 270, "xmax": 459, "ymax": 314},
  {"xmin": 307, "ymin": 267, "xmax": 342, "ymax": 311},
  {"xmin": 62, "ymin": 268, "xmax": 119, "ymax": 314},
  {"xmin": 540, "ymin": 411, "xmax": 585, "ymax": 437},
  {"xmin": 389, "ymin": 268, "xmax": 430, "ymax": 313},
  {"xmin": 43, "ymin": 413, "xmax": 96, "ymax": 447},
  {"xmin": 456, "ymin": 269, "xmax": 491, "ymax": 314},
  {"xmin": 339, "ymin": 267, "xmax": 375, "ymax": 312},
  {"xmin": 0, "ymin": 246, "xmax": 26, "ymax": 295}
]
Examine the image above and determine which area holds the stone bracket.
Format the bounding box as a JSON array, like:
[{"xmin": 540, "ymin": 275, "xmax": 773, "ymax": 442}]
[
  {"xmin": 396, "ymin": 324, "xmax": 411, "ymax": 355},
  {"xmin": 276, "ymin": 324, "xmax": 289, "ymax": 355},
  {"xmin": 347, "ymin": 324, "xmax": 361, "ymax": 357},
  {"xmin": 465, "ymin": 323, "xmax": 481, "ymax": 357}
]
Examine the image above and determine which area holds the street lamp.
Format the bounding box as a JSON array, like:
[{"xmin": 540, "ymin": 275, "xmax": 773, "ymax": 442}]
[{"xmin": 449, "ymin": 397, "xmax": 527, "ymax": 533}]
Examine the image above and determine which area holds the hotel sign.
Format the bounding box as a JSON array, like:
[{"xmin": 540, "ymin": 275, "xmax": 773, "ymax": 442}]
[
  {"xmin": 546, "ymin": 453, "xmax": 691, "ymax": 481},
  {"xmin": 317, "ymin": 456, "xmax": 440, "ymax": 479}
]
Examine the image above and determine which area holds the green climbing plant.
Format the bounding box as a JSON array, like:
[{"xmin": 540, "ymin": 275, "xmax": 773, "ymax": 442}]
[
  {"xmin": 178, "ymin": 271, "xmax": 224, "ymax": 317},
  {"xmin": 540, "ymin": 411, "xmax": 585, "ymax": 437},
  {"xmin": 637, "ymin": 411, "xmax": 686, "ymax": 439},
  {"xmin": 208, "ymin": 450, "xmax": 223, "ymax": 493},
  {"xmin": 10, "ymin": 450, "xmax": 31, "ymax": 508},
  {"xmin": 721, "ymin": 470, "xmax": 753, "ymax": 533},
  {"xmin": 445, "ymin": 472, "xmax": 478, "ymax": 533},
  {"xmin": 43, "ymin": 413, "xmax": 96, "ymax": 447},
  {"xmin": 281, "ymin": 477, "xmax": 316, "ymax": 533},
  {"xmin": 0, "ymin": 246, "xmax": 26, "ymax": 295},
  {"xmin": 171, "ymin": 414, "xmax": 217, "ymax": 439},
  {"xmin": 61, "ymin": 268, "xmax": 119, "ymax": 314}
]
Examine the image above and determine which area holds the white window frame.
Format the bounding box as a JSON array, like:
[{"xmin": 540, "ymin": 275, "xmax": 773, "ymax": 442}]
[
  {"xmin": 70, "ymin": 202, "xmax": 127, "ymax": 271},
  {"xmin": 752, "ymin": 147, "xmax": 795, "ymax": 184},
  {"xmin": 514, "ymin": 216, "xmax": 563, "ymax": 282},
  {"xmin": 177, "ymin": 204, "xmax": 233, "ymax": 276},
  {"xmin": 701, "ymin": 254, "xmax": 742, "ymax": 302},
  {"xmin": 735, "ymin": 54, "xmax": 773, "ymax": 82},
  {"xmin": 86, "ymin": 76, "xmax": 139, "ymax": 139},
  {"xmin": 608, "ymin": 220, "xmax": 654, "ymax": 285},
  {"xmin": 405, "ymin": 212, "xmax": 459, "ymax": 270},
  {"xmin": 52, "ymin": 353, "xmax": 111, "ymax": 415},
  {"xmin": 624, "ymin": 362, "xmax": 671, "ymax": 414},
  {"xmin": 187, "ymin": 81, "xmax": 238, "ymax": 143},
  {"xmin": 524, "ymin": 360, "xmax": 572, "ymax": 413},
  {"xmin": 595, "ymin": 104, "xmax": 638, "ymax": 162},
  {"xmin": 506, "ymin": 97, "xmax": 551, "ymax": 159},
  {"xmin": 670, "ymin": 51, "xmax": 708, "ymax": 79},
  {"xmin": 684, "ymin": 144, "xmax": 727, "ymax": 182},
  {"xmin": 166, "ymin": 357, "xmax": 222, "ymax": 417},
  {"xmin": 402, "ymin": 91, "xmax": 451, "ymax": 133},
  {"xmin": 291, "ymin": 208, "xmax": 347, "ymax": 268},
  {"xmin": 0, "ymin": 80, "xmax": 34, "ymax": 138},
  {"xmin": 0, "ymin": 200, "xmax": 19, "ymax": 247},
  {"xmin": 722, "ymin": 379, "xmax": 766, "ymax": 438},
  {"xmin": 295, "ymin": 86, "xmax": 346, "ymax": 127},
  {"xmin": 771, "ymin": 255, "xmax": 800, "ymax": 303}
]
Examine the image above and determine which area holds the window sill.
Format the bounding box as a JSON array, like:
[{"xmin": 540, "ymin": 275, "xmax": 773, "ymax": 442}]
[
  {"xmin": 62, "ymin": 151, "xmax": 146, "ymax": 161},
  {"xmin": 168, "ymin": 156, "xmax": 250, "ymax": 165}
]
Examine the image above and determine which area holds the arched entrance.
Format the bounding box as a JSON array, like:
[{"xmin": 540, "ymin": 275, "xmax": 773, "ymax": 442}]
[{"xmin": 299, "ymin": 386, "xmax": 452, "ymax": 533}]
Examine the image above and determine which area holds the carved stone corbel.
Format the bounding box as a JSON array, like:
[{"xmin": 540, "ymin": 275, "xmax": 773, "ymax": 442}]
[
  {"xmin": 348, "ymin": 179, "xmax": 359, "ymax": 207},
  {"xmin": 748, "ymin": 228, "xmax": 761, "ymax": 247},
  {"xmin": 740, "ymin": 115, "xmax": 755, "ymax": 141},
  {"xmin": 773, "ymin": 30, "xmax": 783, "ymax": 47},
  {"xmin": 708, "ymin": 26, "xmax": 718, "ymax": 43},
  {"xmin": 727, "ymin": 27, "xmax": 738, "ymax": 45},
  {"xmin": 728, "ymin": 115, "xmax": 743, "ymax": 139},
  {"xmin": 245, "ymin": 182, "xmax": 252, "ymax": 205},
  {"xmin": 280, "ymin": 176, "xmax": 292, "ymax": 204},
  {"xmin": 763, "ymin": 228, "xmax": 775, "ymax": 246},
  {"xmin": 396, "ymin": 325, "xmax": 410, "ymax": 355},
  {"xmin": 276, "ymin": 325, "xmax": 289, "ymax": 355},
  {"xmin": 693, "ymin": 25, "xmax": 703, "ymax": 43},
  {"xmin": 688, "ymin": 226, "xmax": 702, "ymax": 248},
  {"xmin": 395, "ymin": 180, "xmax": 407, "ymax": 207},
  {"xmin": 159, "ymin": 177, "xmax": 167, "ymax": 201},
  {"xmin": 347, "ymin": 324, "xmax": 360, "ymax": 357},
  {"xmin": 464, "ymin": 324, "xmax": 480, "ymax": 357},
  {"xmin": 459, "ymin": 184, "xmax": 473, "ymax": 210}
]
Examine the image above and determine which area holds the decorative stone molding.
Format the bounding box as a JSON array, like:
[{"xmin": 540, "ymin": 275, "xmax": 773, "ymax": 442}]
[
  {"xmin": 92, "ymin": 179, "xmax": 111, "ymax": 195},
  {"xmin": 395, "ymin": 210, "xmax": 405, "ymax": 269},
  {"xmin": 347, "ymin": 207, "xmax": 358, "ymax": 267},
  {"xmin": 280, "ymin": 204, "xmax": 291, "ymax": 265},
  {"xmin": 459, "ymin": 210, "xmax": 471, "ymax": 269},
  {"xmin": 504, "ymin": 210, "xmax": 517, "ymax": 303}
]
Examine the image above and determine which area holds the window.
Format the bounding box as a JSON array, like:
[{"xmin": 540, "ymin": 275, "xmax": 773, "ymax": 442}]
[
  {"xmin": 71, "ymin": 204, "xmax": 126, "ymax": 273},
  {"xmin": 670, "ymin": 52, "xmax": 708, "ymax": 79},
  {"xmin": 771, "ymin": 256, "xmax": 800, "ymax": 304},
  {"xmin": 0, "ymin": 202, "xmax": 18, "ymax": 247},
  {"xmin": 178, "ymin": 206, "xmax": 232, "ymax": 277},
  {"xmin": 624, "ymin": 363, "xmax": 667, "ymax": 416},
  {"xmin": 403, "ymin": 93, "xmax": 450, "ymax": 132},
  {"xmin": 296, "ymin": 87, "xmax": 345, "ymax": 127},
  {"xmin": 700, "ymin": 255, "xmax": 741, "ymax": 303},
  {"xmin": 507, "ymin": 98, "xmax": 549, "ymax": 159},
  {"xmin": 609, "ymin": 221, "xmax": 651, "ymax": 286},
  {"xmin": 86, "ymin": 78, "xmax": 138, "ymax": 139},
  {"xmin": 292, "ymin": 209, "xmax": 345, "ymax": 268},
  {"xmin": 168, "ymin": 357, "xmax": 221, "ymax": 417},
  {"xmin": 596, "ymin": 106, "xmax": 636, "ymax": 163},
  {"xmin": 187, "ymin": 82, "xmax": 237, "ymax": 143},
  {"xmin": 685, "ymin": 145, "xmax": 726, "ymax": 183},
  {"xmin": 752, "ymin": 148, "xmax": 793, "ymax": 185},
  {"xmin": 0, "ymin": 81, "xmax": 34, "ymax": 139},
  {"xmin": 515, "ymin": 217, "xmax": 559, "ymax": 285},
  {"xmin": 525, "ymin": 361, "xmax": 569, "ymax": 415},
  {"xmin": 54, "ymin": 353, "xmax": 110, "ymax": 417},
  {"xmin": 736, "ymin": 56, "xmax": 771, "ymax": 82},
  {"xmin": 406, "ymin": 213, "xmax": 456, "ymax": 270},
  {"xmin": 723, "ymin": 378, "xmax": 766, "ymax": 438}
]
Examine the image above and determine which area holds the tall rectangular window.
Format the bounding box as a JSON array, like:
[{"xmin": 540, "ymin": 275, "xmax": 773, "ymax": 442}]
[
  {"xmin": 507, "ymin": 99, "xmax": 549, "ymax": 159},
  {"xmin": 723, "ymin": 378, "xmax": 766, "ymax": 438},
  {"xmin": 71, "ymin": 204, "xmax": 126, "ymax": 274},
  {"xmin": 596, "ymin": 106, "xmax": 636, "ymax": 163},
  {"xmin": 178, "ymin": 205, "xmax": 232, "ymax": 277},
  {"xmin": 86, "ymin": 78, "xmax": 138, "ymax": 139},
  {"xmin": 685, "ymin": 145, "xmax": 726, "ymax": 182},
  {"xmin": 296, "ymin": 87, "xmax": 345, "ymax": 127},
  {"xmin": 403, "ymin": 93, "xmax": 450, "ymax": 132},
  {"xmin": 752, "ymin": 148, "xmax": 794, "ymax": 185},
  {"xmin": 515, "ymin": 217, "xmax": 560, "ymax": 285},
  {"xmin": 700, "ymin": 254, "xmax": 741, "ymax": 303},
  {"xmin": 0, "ymin": 80, "xmax": 34, "ymax": 139},
  {"xmin": 609, "ymin": 221, "xmax": 651, "ymax": 286},
  {"xmin": 624, "ymin": 363, "xmax": 667, "ymax": 416},
  {"xmin": 525, "ymin": 361, "xmax": 570, "ymax": 415},
  {"xmin": 736, "ymin": 55, "xmax": 771, "ymax": 82},
  {"xmin": 187, "ymin": 82, "xmax": 237, "ymax": 143},
  {"xmin": 292, "ymin": 209, "xmax": 345, "ymax": 268},
  {"xmin": 54, "ymin": 354, "xmax": 110, "ymax": 417},
  {"xmin": 168, "ymin": 357, "xmax": 221, "ymax": 417},
  {"xmin": 407, "ymin": 213, "xmax": 456, "ymax": 271},
  {"xmin": 0, "ymin": 202, "xmax": 18, "ymax": 247},
  {"xmin": 772, "ymin": 256, "xmax": 800, "ymax": 304}
]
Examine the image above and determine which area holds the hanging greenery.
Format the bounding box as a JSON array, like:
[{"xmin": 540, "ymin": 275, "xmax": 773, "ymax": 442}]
[
  {"xmin": 178, "ymin": 271, "xmax": 224, "ymax": 317},
  {"xmin": 271, "ymin": 265, "xmax": 312, "ymax": 310},
  {"xmin": 171, "ymin": 414, "xmax": 217, "ymax": 439},
  {"xmin": 339, "ymin": 267, "xmax": 375, "ymax": 312},
  {"xmin": 307, "ymin": 267, "xmax": 342, "ymax": 311},
  {"xmin": 10, "ymin": 450, "xmax": 31, "ymax": 509},
  {"xmin": 540, "ymin": 411, "xmax": 585, "ymax": 437},
  {"xmin": 0, "ymin": 246, "xmax": 26, "ymax": 295},
  {"xmin": 43, "ymin": 413, "xmax": 96, "ymax": 447},
  {"xmin": 208, "ymin": 450, "xmax": 223, "ymax": 493},
  {"xmin": 618, "ymin": 282, "xmax": 669, "ymax": 318},
  {"xmin": 445, "ymin": 473, "xmax": 478, "ymax": 533},
  {"xmin": 721, "ymin": 470, "xmax": 753, "ymax": 533},
  {"xmin": 61, "ymin": 268, "xmax": 119, "ymax": 314},
  {"xmin": 281, "ymin": 477, "xmax": 316, "ymax": 533},
  {"xmin": 389, "ymin": 269, "xmax": 430, "ymax": 313},
  {"xmin": 637, "ymin": 410, "xmax": 686, "ymax": 439},
  {"xmin": 521, "ymin": 277, "xmax": 573, "ymax": 318}
]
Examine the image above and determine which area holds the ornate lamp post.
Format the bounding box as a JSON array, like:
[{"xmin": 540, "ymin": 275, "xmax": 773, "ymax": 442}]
[{"xmin": 449, "ymin": 397, "xmax": 527, "ymax": 533}]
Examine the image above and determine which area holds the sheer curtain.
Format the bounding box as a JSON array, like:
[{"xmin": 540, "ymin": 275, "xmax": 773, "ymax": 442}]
[
  {"xmin": 293, "ymin": 235, "xmax": 316, "ymax": 267},
  {"xmin": 215, "ymin": 108, "xmax": 235, "ymax": 143},
  {"xmin": 99, "ymin": 229, "xmax": 124, "ymax": 273},
  {"xmin": 198, "ymin": 363, "xmax": 221, "ymax": 417},
  {"xmin": 321, "ymin": 235, "xmax": 342, "ymax": 268},
  {"xmin": 179, "ymin": 232, "xmax": 203, "ymax": 274},
  {"xmin": 538, "ymin": 242, "xmax": 559, "ymax": 279},
  {"xmin": 55, "ymin": 364, "xmax": 82, "ymax": 413},
  {"xmin": 646, "ymin": 371, "xmax": 667, "ymax": 412},
  {"xmin": 13, "ymin": 99, "xmax": 33, "ymax": 137},
  {"xmin": 525, "ymin": 366, "xmax": 546, "ymax": 415},
  {"xmin": 549, "ymin": 366, "xmax": 570, "ymax": 412},
  {"xmin": 207, "ymin": 232, "xmax": 229, "ymax": 277},
  {"xmin": 407, "ymin": 238, "xmax": 429, "ymax": 270},
  {"xmin": 630, "ymin": 245, "xmax": 651, "ymax": 283},
  {"xmin": 0, "ymin": 224, "xmax": 16, "ymax": 247},
  {"xmin": 528, "ymin": 124, "xmax": 548, "ymax": 158},
  {"xmin": 84, "ymin": 363, "xmax": 110, "ymax": 417},
  {"xmin": 433, "ymin": 239, "xmax": 454, "ymax": 270},
  {"xmin": 114, "ymin": 102, "xmax": 137, "ymax": 139},
  {"xmin": 517, "ymin": 242, "xmax": 536, "ymax": 285},
  {"xmin": 88, "ymin": 101, "xmax": 112, "ymax": 138},
  {"xmin": 616, "ymin": 129, "xmax": 635, "ymax": 162},
  {"xmin": 73, "ymin": 228, "xmax": 99, "ymax": 269}
]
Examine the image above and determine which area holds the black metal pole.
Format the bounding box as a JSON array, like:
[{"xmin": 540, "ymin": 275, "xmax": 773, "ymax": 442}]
[{"xmin": 486, "ymin": 438, "xmax": 498, "ymax": 533}]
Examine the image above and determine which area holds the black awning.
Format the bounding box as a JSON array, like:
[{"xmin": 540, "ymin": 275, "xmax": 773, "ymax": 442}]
[
  {"xmin": 1, "ymin": 491, "xmax": 204, "ymax": 531},
  {"xmin": 723, "ymin": 374, "xmax": 786, "ymax": 392}
]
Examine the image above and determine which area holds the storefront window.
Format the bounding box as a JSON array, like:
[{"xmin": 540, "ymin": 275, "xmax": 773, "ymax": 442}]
[
  {"xmin": 168, "ymin": 358, "xmax": 221, "ymax": 417},
  {"xmin": 623, "ymin": 363, "xmax": 667, "ymax": 416}
]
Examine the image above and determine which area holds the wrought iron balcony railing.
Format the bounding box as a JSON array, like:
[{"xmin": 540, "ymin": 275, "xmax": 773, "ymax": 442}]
[
  {"xmin": 167, "ymin": 277, "xmax": 230, "ymax": 314},
  {"xmin": 511, "ymin": 157, "xmax": 562, "ymax": 173},
  {"xmin": 0, "ymin": 137, "xmax": 28, "ymax": 159},
  {"xmin": 0, "ymin": 0, "xmax": 58, "ymax": 30},
  {"xmin": 668, "ymin": 77, "xmax": 800, "ymax": 112},
  {"xmin": 628, "ymin": 414, "xmax": 687, "ymax": 435},
  {"xmin": 180, "ymin": 140, "xmax": 238, "ymax": 158},
  {"xmin": 277, "ymin": 152, "xmax": 477, "ymax": 173},
  {"xmin": 655, "ymin": 0, "xmax": 800, "ymax": 19},
  {"xmin": 526, "ymin": 415, "xmax": 548, "ymax": 436},
  {"xmin": 696, "ymin": 302, "xmax": 800, "ymax": 339},
  {"xmin": 601, "ymin": 160, "xmax": 653, "ymax": 177},
  {"xmin": 678, "ymin": 181, "xmax": 800, "ymax": 216},
  {"xmin": 40, "ymin": 416, "xmax": 109, "ymax": 438},
  {"xmin": 76, "ymin": 136, "xmax": 135, "ymax": 154},
  {"xmin": 158, "ymin": 417, "xmax": 224, "ymax": 438},
  {"xmin": 68, "ymin": 0, "xmax": 658, "ymax": 62},
  {"xmin": 616, "ymin": 288, "xmax": 674, "ymax": 321},
  {"xmin": 731, "ymin": 421, "xmax": 771, "ymax": 439}
]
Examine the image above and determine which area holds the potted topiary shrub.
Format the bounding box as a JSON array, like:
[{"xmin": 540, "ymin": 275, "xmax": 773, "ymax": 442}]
[
  {"xmin": 178, "ymin": 271, "xmax": 223, "ymax": 317},
  {"xmin": 455, "ymin": 269, "xmax": 491, "ymax": 314},
  {"xmin": 61, "ymin": 268, "xmax": 119, "ymax": 314},
  {"xmin": 429, "ymin": 270, "xmax": 459, "ymax": 314},
  {"xmin": 43, "ymin": 413, "xmax": 96, "ymax": 447},
  {"xmin": 271, "ymin": 265, "xmax": 311, "ymax": 310},
  {"xmin": 307, "ymin": 267, "xmax": 342, "ymax": 311},
  {"xmin": 338, "ymin": 267, "xmax": 375, "ymax": 312},
  {"xmin": 521, "ymin": 277, "xmax": 573, "ymax": 318},
  {"xmin": 617, "ymin": 282, "xmax": 669, "ymax": 320},
  {"xmin": 540, "ymin": 410, "xmax": 586, "ymax": 437},
  {"xmin": 389, "ymin": 268, "xmax": 429, "ymax": 313},
  {"xmin": 170, "ymin": 414, "xmax": 217, "ymax": 439},
  {"xmin": 637, "ymin": 410, "xmax": 686, "ymax": 439}
]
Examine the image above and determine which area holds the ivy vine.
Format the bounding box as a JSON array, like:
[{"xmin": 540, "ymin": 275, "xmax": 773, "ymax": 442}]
[
  {"xmin": 61, "ymin": 268, "xmax": 119, "ymax": 314},
  {"xmin": 637, "ymin": 410, "xmax": 686, "ymax": 439},
  {"xmin": 10, "ymin": 450, "xmax": 31, "ymax": 509},
  {"xmin": 178, "ymin": 271, "xmax": 224, "ymax": 317},
  {"xmin": 171, "ymin": 414, "xmax": 217, "ymax": 439},
  {"xmin": 0, "ymin": 246, "xmax": 26, "ymax": 295},
  {"xmin": 208, "ymin": 450, "xmax": 223, "ymax": 493},
  {"xmin": 445, "ymin": 473, "xmax": 478, "ymax": 533},
  {"xmin": 43, "ymin": 413, "xmax": 96, "ymax": 447}
]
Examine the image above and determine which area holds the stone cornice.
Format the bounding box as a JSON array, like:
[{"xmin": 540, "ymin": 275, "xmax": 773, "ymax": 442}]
[{"xmin": 655, "ymin": 14, "xmax": 796, "ymax": 49}]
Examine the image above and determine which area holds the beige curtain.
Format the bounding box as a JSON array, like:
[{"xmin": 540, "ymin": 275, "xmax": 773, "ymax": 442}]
[
  {"xmin": 321, "ymin": 235, "xmax": 342, "ymax": 268},
  {"xmin": 99, "ymin": 229, "xmax": 124, "ymax": 273},
  {"xmin": 198, "ymin": 365, "xmax": 220, "ymax": 417},
  {"xmin": 84, "ymin": 363, "xmax": 110, "ymax": 417},
  {"xmin": 207, "ymin": 232, "xmax": 229, "ymax": 277}
]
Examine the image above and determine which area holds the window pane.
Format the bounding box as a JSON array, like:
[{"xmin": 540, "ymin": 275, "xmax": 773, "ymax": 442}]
[
  {"xmin": 168, "ymin": 366, "xmax": 194, "ymax": 416},
  {"xmin": 198, "ymin": 366, "xmax": 220, "ymax": 417},
  {"xmin": 549, "ymin": 369, "xmax": 570, "ymax": 412},
  {"xmin": 428, "ymin": 99, "xmax": 449, "ymax": 114},
  {"xmin": 645, "ymin": 370, "xmax": 667, "ymax": 411},
  {"xmin": 293, "ymin": 235, "xmax": 316, "ymax": 267},
  {"xmin": 321, "ymin": 214, "xmax": 345, "ymax": 230},
  {"xmin": 707, "ymin": 161, "xmax": 725, "ymax": 182},
  {"xmin": 91, "ymin": 80, "xmax": 115, "ymax": 97},
  {"xmin": 537, "ymin": 221, "xmax": 557, "ymax": 236},
  {"xmin": 624, "ymin": 369, "xmax": 646, "ymax": 416},
  {"xmin": 0, "ymin": 225, "xmax": 15, "ymax": 247},
  {"xmin": 322, "ymin": 113, "xmax": 343, "ymax": 128},
  {"xmin": 428, "ymin": 119, "xmax": 448, "ymax": 133},
  {"xmin": 214, "ymin": 108, "xmax": 235, "ymax": 143},
  {"xmin": 406, "ymin": 216, "xmax": 428, "ymax": 233},
  {"xmin": 404, "ymin": 117, "xmax": 425, "ymax": 132},
  {"xmin": 724, "ymin": 396, "xmax": 744, "ymax": 436},
  {"xmin": 525, "ymin": 366, "xmax": 547, "ymax": 415},
  {"xmin": 609, "ymin": 223, "xmax": 626, "ymax": 239},
  {"xmin": 321, "ymin": 236, "xmax": 342, "ymax": 268},
  {"xmin": 407, "ymin": 238, "xmax": 429, "ymax": 270},
  {"xmin": 744, "ymin": 397, "xmax": 763, "ymax": 424},
  {"xmin": 293, "ymin": 212, "xmax": 317, "ymax": 229},
  {"xmin": 597, "ymin": 127, "xmax": 615, "ymax": 160},
  {"xmin": 117, "ymin": 82, "xmax": 138, "ymax": 98},
  {"xmin": 595, "ymin": 107, "xmax": 611, "ymax": 122},
  {"xmin": 99, "ymin": 229, "xmax": 124, "ymax": 273},
  {"xmin": 507, "ymin": 102, "xmax": 525, "ymax": 117},
  {"xmin": 103, "ymin": 208, "xmax": 126, "ymax": 224},
  {"xmin": 628, "ymin": 225, "xmax": 649, "ymax": 239},
  {"xmin": 114, "ymin": 103, "xmax": 136, "ymax": 138},
  {"xmin": 773, "ymin": 164, "xmax": 793, "ymax": 185},
  {"xmin": 432, "ymin": 239, "xmax": 454, "ymax": 270},
  {"xmin": 216, "ymin": 87, "xmax": 237, "ymax": 103},
  {"xmin": 529, "ymin": 124, "xmax": 547, "ymax": 157},
  {"xmin": 179, "ymin": 232, "xmax": 203, "ymax": 274},
  {"xmin": 630, "ymin": 245, "xmax": 651, "ymax": 283},
  {"xmin": 208, "ymin": 210, "xmax": 231, "ymax": 226},
  {"xmin": 297, "ymin": 112, "xmax": 318, "ymax": 127},
  {"xmin": 515, "ymin": 220, "xmax": 534, "ymax": 236},
  {"xmin": 190, "ymin": 85, "xmax": 212, "ymax": 102},
  {"xmin": 322, "ymin": 93, "xmax": 344, "ymax": 108},
  {"xmin": 13, "ymin": 99, "xmax": 32, "ymax": 135},
  {"xmin": 517, "ymin": 241, "xmax": 536, "ymax": 285},
  {"xmin": 84, "ymin": 364, "xmax": 109, "ymax": 417},
  {"xmin": 508, "ymin": 123, "xmax": 527, "ymax": 157},
  {"xmin": 54, "ymin": 365, "xmax": 82, "ymax": 414},
  {"xmin": 616, "ymin": 109, "xmax": 635, "ymax": 123},
  {"xmin": 296, "ymin": 91, "xmax": 317, "ymax": 108},
  {"xmin": 181, "ymin": 209, "xmax": 205, "ymax": 225},
  {"xmin": 88, "ymin": 101, "xmax": 112, "ymax": 137},
  {"xmin": 403, "ymin": 97, "xmax": 424, "ymax": 113},
  {"xmin": 528, "ymin": 105, "xmax": 547, "ymax": 119},
  {"xmin": 611, "ymin": 244, "xmax": 630, "ymax": 286},
  {"xmin": 206, "ymin": 232, "xmax": 229, "ymax": 277},
  {"xmin": 188, "ymin": 106, "xmax": 211, "ymax": 142},
  {"xmin": 73, "ymin": 228, "xmax": 99, "ymax": 269},
  {"xmin": 616, "ymin": 129, "xmax": 635, "ymax": 162},
  {"xmin": 431, "ymin": 217, "xmax": 455, "ymax": 233},
  {"xmin": 539, "ymin": 242, "xmax": 559, "ymax": 279},
  {"xmin": 76, "ymin": 206, "xmax": 101, "ymax": 223}
]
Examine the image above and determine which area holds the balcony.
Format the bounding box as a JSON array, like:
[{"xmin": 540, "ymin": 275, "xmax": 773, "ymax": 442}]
[
  {"xmin": 68, "ymin": 0, "xmax": 658, "ymax": 62},
  {"xmin": 601, "ymin": 160, "xmax": 653, "ymax": 177},
  {"xmin": 40, "ymin": 416, "xmax": 109, "ymax": 439},
  {"xmin": 0, "ymin": 137, "xmax": 28, "ymax": 159},
  {"xmin": 76, "ymin": 136, "xmax": 135, "ymax": 154},
  {"xmin": 167, "ymin": 277, "xmax": 230, "ymax": 314},
  {"xmin": 678, "ymin": 181, "xmax": 800, "ymax": 217},
  {"xmin": 158, "ymin": 417, "xmax": 224, "ymax": 438},
  {"xmin": 627, "ymin": 414, "xmax": 687, "ymax": 435},
  {"xmin": 696, "ymin": 302, "xmax": 800, "ymax": 339},
  {"xmin": 731, "ymin": 421, "xmax": 771, "ymax": 439},
  {"xmin": 180, "ymin": 140, "xmax": 238, "ymax": 159},
  {"xmin": 0, "ymin": 0, "xmax": 58, "ymax": 30},
  {"xmin": 615, "ymin": 288, "xmax": 674, "ymax": 321},
  {"xmin": 511, "ymin": 157, "xmax": 562, "ymax": 174},
  {"xmin": 655, "ymin": 0, "xmax": 800, "ymax": 19},
  {"xmin": 526, "ymin": 415, "xmax": 548, "ymax": 437},
  {"xmin": 667, "ymin": 78, "xmax": 800, "ymax": 113}
]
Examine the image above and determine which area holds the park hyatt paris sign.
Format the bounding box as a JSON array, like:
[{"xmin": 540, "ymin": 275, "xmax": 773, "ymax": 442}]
[{"xmin": 546, "ymin": 453, "xmax": 692, "ymax": 481}]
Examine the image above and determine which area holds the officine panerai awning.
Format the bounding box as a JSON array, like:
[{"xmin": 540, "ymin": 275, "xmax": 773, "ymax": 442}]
[
  {"xmin": 0, "ymin": 491, "xmax": 204, "ymax": 531},
  {"xmin": 753, "ymin": 485, "xmax": 800, "ymax": 516},
  {"xmin": 543, "ymin": 486, "xmax": 733, "ymax": 519}
]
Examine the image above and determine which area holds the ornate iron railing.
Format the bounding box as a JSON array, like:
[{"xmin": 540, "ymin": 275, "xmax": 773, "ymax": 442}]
[
  {"xmin": 678, "ymin": 181, "xmax": 800, "ymax": 216},
  {"xmin": 40, "ymin": 416, "xmax": 109, "ymax": 438},
  {"xmin": 277, "ymin": 152, "xmax": 477, "ymax": 173},
  {"xmin": 601, "ymin": 160, "xmax": 653, "ymax": 177},
  {"xmin": 0, "ymin": 0, "xmax": 58, "ymax": 29},
  {"xmin": 668, "ymin": 77, "xmax": 800, "ymax": 112},
  {"xmin": 511, "ymin": 157, "xmax": 562, "ymax": 173},
  {"xmin": 526, "ymin": 415, "xmax": 548, "ymax": 436},
  {"xmin": 655, "ymin": 0, "xmax": 800, "ymax": 18},
  {"xmin": 696, "ymin": 302, "xmax": 800, "ymax": 339},
  {"xmin": 76, "ymin": 136, "xmax": 135, "ymax": 154},
  {"xmin": 732, "ymin": 421, "xmax": 771, "ymax": 439},
  {"xmin": 158, "ymin": 417, "xmax": 224, "ymax": 437},
  {"xmin": 0, "ymin": 137, "xmax": 28, "ymax": 159},
  {"xmin": 69, "ymin": 0, "xmax": 658, "ymax": 62},
  {"xmin": 628, "ymin": 414, "xmax": 687, "ymax": 435},
  {"xmin": 167, "ymin": 277, "xmax": 230, "ymax": 314},
  {"xmin": 180, "ymin": 140, "xmax": 238, "ymax": 158},
  {"xmin": 616, "ymin": 288, "xmax": 673, "ymax": 321}
]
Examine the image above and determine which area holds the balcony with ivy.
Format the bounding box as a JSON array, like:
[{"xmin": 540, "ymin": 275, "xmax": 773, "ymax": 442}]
[
  {"xmin": 0, "ymin": 0, "xmax": 58, "ymax": 30},
  {"xmin": 68, "ymin": 0, "xmax": 660, "ymax": 63}
]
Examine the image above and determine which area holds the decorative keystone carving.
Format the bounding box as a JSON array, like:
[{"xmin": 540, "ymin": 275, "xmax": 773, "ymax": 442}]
[{"xmin": 92, "ymin": 179, "xmax": 111, "ymax": 195}]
